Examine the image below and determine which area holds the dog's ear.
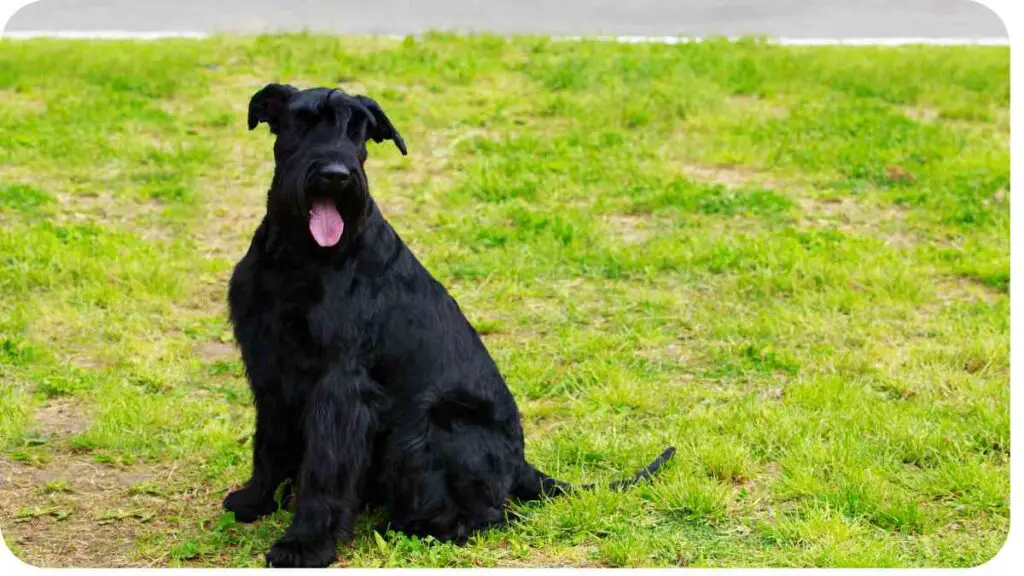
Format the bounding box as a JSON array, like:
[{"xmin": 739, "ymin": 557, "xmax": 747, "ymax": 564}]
[
  {"xmin": 354, "ymin": 95, "xmax": 407, "ymax": 156},
  {"xmin": 247, "ymin": 83, "xmax": 297, "ymax": 133}
]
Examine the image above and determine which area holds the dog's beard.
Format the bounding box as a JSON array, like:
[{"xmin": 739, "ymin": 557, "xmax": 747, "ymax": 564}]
[{"xmin": 274, "ymin": 158, "xmax": 348, "ymax": 249}]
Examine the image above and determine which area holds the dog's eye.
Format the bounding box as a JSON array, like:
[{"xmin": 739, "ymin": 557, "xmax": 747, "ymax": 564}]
[
  {"xmin": 319, "ymin": 102, "xmax": 337, "ymax": 124},
  {"xmin": 293, "ymin": 110, "xmax": 318, "ymax": 131},
  {"xmin": 347, "ymin": 113, "xmax": 367, "ymax": 139}
]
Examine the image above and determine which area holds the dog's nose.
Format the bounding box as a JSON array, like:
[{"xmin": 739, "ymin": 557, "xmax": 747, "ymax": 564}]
[{"xmin": 318, "ymin": 163, "xmax": 351, "ymax": 186}]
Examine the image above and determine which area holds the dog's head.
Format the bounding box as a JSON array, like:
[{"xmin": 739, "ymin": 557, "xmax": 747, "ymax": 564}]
[{"xmin": 248, "ymin": 84, "xmax": 406, "ymax": 249}]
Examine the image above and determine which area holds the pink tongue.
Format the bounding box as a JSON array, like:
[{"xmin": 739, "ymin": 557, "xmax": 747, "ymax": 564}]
[{"xmin": 309, "ymin": 201, "xmax": 344, "ymax": 247}]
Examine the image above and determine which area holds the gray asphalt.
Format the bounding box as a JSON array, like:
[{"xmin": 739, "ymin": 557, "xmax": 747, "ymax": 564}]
[{"xmin": 3, "ymin": 0, "xmax": 1008, "ymax": 38}]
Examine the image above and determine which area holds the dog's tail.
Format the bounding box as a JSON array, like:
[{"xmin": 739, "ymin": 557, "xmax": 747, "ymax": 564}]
[{"xmin": 512, "ymin": 446, "xmax": 676, "ymax": 501}]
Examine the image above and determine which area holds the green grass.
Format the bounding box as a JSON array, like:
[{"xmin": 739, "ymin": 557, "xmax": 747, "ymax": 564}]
[{"xmin": 0, "ymin": 34, "xmax": 1009, "ymax": 568}]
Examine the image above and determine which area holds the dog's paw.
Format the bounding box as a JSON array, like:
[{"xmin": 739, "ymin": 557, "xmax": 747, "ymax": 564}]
[
  {"xmin": 265, "ymin": 535, "xmax": 337, "ymax": 568},
  {"xmin": 372, "ymin": 521, "xmax": 392, "ymax": 537},
  {"xmin": 223, "ymin": 487, "xmax": 278, "ymax": 523}
]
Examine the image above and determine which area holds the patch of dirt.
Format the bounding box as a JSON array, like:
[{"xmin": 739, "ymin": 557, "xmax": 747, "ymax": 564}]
[
  {"xmin": 909, "ymin": 270, "xmax": 1003, "ymax": 325},
  {"xmin": 884, "ymin": 164, "xmax": 916, "ymax": 183},
  {"xmin": 61, "ymin": 351, "xmax": 108, "ymax": 371},
  {"xmin": 156, "ymin": 98, "xmax": 195, "ymax": 118},
  {"xmin": 0, "ymin": 403, "xmax": 174, "ymax": 567},
  {"xmin": 373, "ymin": 189, "xmax": 415, "ymax": 219},
  {"xmin": 2, "ymin": 510, "xmax": 140, "ymax": 568},
  {"xmin": 636, "ymin": 338, "xmax": 693, "ymax": 366},
  {"xmin": 679, "ymin": 162, "xmax": 780, "ymax": 190},
  {"xmin": 10, "ymin": 459, "xmax": 158, "ymax": 495},
  {"xmin": 932, "ymin": 276, "xmax": 1004, "ymax": 306},
  {"xmin": 903, "ymin": 106, "xmax": 940, "ymax": 122},
  {"xmin": 745, "ymin": 461, "xmax": 788, "ymax": 520},
  {"xmin": 496, "ymin": 544, "xmax": 603, "ymax": 567},
  {"xmin": 52, "ymin": 192, "xmax": 171, "ymax": 240},
  {"xmin": 604, "ymin": 214, "xmax": 654, "ymax": 244},
  {"xmin": 0, "ymin": 167, "xmax": 173, "ymax": 242},
  {"xmin": 798, "ymin": 196, "xmax": 915, "ymax": 248},
  {"xmin": 726, "ymin": 95, "xmax": 787, "ymax": 117},
  {"xmin": 32, "ymin": 400, "xmax": 89, "ymax": 439},
  {"xmin": 0, "ymin": 89, "xmax": 47, "ymax": 114},
  {"xmin": 758, "ymin": 387, "xmax": 785, "ymax": 402},
  {"xmin": 194, "ymin": 341, "xmax": 236, "ymax": 362},
  {"xmin": 26, "ymin": 315, "xmax": 122, "ymax": 375},
  {"xmin": 0, "ymin": 455, "xmax": 179, "ymax": 567},
  {"xmin": 195, "ymin": 189, "xmax": 266, "ymax": 260},
  {"xmin": 372, "ymin": 159, "xmax": 453, "ymax": 221}
]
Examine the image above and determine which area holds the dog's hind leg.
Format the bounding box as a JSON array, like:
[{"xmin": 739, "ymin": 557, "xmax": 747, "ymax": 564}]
[
  {"xmin": 265, "ymin": 366, "xmax": 381, "ymax": 568},
  {"xmin": 223, "ymin": 392, "xmax": 302, "ymax": 522}
]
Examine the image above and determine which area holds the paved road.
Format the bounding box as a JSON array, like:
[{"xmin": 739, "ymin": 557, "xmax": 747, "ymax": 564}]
[{"xmin": 3, "ymin": 0, "xmax": 1008, "ymax": 38}]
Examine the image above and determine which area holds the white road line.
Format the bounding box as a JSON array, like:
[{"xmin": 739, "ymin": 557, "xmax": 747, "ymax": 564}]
[
  {"xmin": 0, "ymin": 30, "xmax": 1009, "ymax": 46},
  {"xmin": 560, "ymin": 35, "xmax": 1010, "ymax": 46},
  {"xmin": 1, "ymin": 30, "xmax": 210, "ymax": 39}
]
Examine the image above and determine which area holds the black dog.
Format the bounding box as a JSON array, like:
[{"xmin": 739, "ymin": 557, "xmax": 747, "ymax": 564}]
[{"xmin": 223, "ymin": 84, "xmax": 675, "ymax": 567}]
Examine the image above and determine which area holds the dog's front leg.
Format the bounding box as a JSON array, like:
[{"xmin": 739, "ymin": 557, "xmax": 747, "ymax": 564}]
[
  {"xmin": 265, "ymin": 366, "xmax": 377, "ymax": 568},
  {"xmin": 224, "ymin": 392, "xmax": 302, "ymax": 522}
]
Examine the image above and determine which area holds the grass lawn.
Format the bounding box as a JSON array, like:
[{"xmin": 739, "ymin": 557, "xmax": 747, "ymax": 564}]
[{"xmin": 0, "ymin": 34, "xmax": 1009, "ymax": 567}]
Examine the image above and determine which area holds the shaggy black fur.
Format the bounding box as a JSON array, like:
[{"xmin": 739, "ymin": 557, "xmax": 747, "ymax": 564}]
[{"xmin": 223, "ymin": 84, "xmax": 676, "ymax": 567}]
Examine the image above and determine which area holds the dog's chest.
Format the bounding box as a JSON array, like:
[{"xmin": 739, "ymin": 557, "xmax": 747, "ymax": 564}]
[
  {"xmin": 305, "ymin": 268, "xmax": 369, "ymax": 347},
  {"xmin": 230, "ymin": 267, "xmax": 339, "ymax": 392},
  {"xmin": 238, "ymin": 265, "xmax": 365, "ymax": 355}
]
